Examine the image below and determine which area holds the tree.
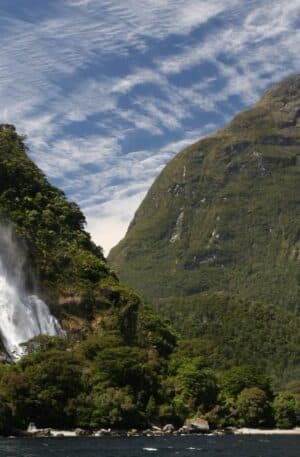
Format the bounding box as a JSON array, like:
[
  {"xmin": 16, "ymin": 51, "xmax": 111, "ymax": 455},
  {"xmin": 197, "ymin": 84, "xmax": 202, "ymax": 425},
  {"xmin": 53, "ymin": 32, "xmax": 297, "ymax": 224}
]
[
  {"xmin": 174, "ymin": 357, "xmax": 218, "ymax": 418},
  {"xmin": 0, "ymin": 395, "xmax": 12, "ymax": 435},
  {"xmin": 236, "ymin": 387, "xmax": 272, "ymax": 427},
  {"xmin": 94, "ymin": 346, "xmax": 149, "ymax": 391},
  {"xmin": 219, "ymin": 365, "xmax": 272, "ymax": 400},
  {"xmin": 273, "ymin": 392, "xmax": 297, "ymax": 429},
  {"xmin": 90, "ymin": 387, "xmax": 141, "ymax": 428},
  {"xmin": 3, "ymin": 351, "xmax": 83, "ymax": 429}
]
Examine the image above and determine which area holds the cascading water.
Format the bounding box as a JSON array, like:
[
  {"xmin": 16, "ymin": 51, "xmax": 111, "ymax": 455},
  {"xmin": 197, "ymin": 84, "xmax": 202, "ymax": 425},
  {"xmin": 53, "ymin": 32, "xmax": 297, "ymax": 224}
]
[{"xmin": 0, "ymin": 225, "xmax": 63, "ymax": 360}]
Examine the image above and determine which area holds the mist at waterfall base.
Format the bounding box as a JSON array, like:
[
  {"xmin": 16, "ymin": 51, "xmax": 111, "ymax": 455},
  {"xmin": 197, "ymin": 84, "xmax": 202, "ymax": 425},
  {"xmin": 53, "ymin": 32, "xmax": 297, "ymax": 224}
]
[{"xmin": 0, "ymin": 225, "xmax": 63, "ymax": 360}]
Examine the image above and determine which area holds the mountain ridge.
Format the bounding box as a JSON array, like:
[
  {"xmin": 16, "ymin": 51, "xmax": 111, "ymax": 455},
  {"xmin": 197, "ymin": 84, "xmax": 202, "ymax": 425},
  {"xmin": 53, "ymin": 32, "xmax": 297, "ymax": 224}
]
[{"xmin": 109, "ymin": 75, "xmax": 300, "ymax": 383}]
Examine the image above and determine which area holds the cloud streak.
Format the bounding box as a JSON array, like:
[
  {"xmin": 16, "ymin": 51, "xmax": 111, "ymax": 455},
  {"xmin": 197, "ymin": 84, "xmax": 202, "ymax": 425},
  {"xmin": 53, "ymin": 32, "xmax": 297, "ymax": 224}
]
[{"xmin": 0, "ymin": 0, "xmax": 300, "ymax": 253}]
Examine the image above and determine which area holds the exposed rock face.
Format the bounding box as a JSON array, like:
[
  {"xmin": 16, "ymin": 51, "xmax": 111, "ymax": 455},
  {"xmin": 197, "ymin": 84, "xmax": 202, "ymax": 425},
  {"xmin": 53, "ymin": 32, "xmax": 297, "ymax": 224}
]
[{"xmin": 109, "ymin": 76, "xmax": 300, "ymax": 378}]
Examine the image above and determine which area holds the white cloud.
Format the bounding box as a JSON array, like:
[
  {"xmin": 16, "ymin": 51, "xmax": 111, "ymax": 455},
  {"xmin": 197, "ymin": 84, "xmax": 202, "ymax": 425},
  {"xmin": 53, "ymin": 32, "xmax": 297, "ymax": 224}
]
[
  {"xmin": 86, "ymin": 190, "xmax": 146, "ymax": 255},
  {"xmin": 111, "ymin": 69, "xmax": 163, "ymax": 94},
  {"xmin": 1, "ymin": 0, "xmax": 300, "ymax": 254}
]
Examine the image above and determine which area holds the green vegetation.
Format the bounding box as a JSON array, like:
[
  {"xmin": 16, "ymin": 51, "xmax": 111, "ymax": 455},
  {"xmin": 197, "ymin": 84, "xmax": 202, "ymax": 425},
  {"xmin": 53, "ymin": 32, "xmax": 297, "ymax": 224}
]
[
  {"xmin": 109, "ymin": 76, "xmax": 300, "ymax": 388},
  {"xmin": 0, "ymin": 124, "xmax": 176, "ymax": 433},
  {"xmin": 0, "ymin": 337, "xmax": 298, "ymax": 434},
  {"xmin": 235, "ymin": 388, "xmax": 272, "ymax": 428},
  {"xmin": 0, "ymin": 124, "xmax": 109, "ymax": 304},
  {"xmin": 273, "ymin": 392, "xmax": 299, "ymax": 429},
  {"xmin": 156, "ymin": 295, "xmax": 300, "ymax": 386},
  {"xmin": 1, "ymin": 76, "xmax": 300, "ymax": 434}
]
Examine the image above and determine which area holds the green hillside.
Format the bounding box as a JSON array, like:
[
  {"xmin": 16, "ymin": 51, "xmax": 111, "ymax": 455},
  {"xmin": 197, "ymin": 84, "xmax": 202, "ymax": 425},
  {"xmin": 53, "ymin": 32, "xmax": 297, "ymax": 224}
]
[
  {"xmin": 0, "ymin": 109, "xmax": 299, "ymax": 434},
  {"xmin": 0, "ymin": 124, "xmax": 177, "ymax": 431},
  {"xmin": 109, "ymin": 76, "xmax": 300, "ymax": 384},
  {"xmin": 0, "ymin": 124, "xmax": 173, "ymax": 345}
]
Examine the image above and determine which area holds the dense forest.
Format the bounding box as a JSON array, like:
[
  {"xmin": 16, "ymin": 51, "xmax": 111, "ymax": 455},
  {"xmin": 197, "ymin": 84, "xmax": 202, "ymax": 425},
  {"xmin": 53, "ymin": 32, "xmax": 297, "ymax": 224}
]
[{"xmin": 0, "ymin": 124, "xmax": 299, "ymax": 435}]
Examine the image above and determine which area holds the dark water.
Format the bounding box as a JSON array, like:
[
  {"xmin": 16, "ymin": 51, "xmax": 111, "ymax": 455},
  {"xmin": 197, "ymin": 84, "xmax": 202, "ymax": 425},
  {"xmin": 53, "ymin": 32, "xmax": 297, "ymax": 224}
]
[{"xmin": 0, "ymin": 435, "xmax": 299, "ymax": 457}]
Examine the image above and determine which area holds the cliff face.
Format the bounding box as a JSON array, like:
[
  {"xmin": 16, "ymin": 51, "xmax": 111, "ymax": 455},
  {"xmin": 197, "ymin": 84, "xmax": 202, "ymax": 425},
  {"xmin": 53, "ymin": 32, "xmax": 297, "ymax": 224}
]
[{"xmin": 109, "ymin": 76, "xmax": 300, "ymax": 379}]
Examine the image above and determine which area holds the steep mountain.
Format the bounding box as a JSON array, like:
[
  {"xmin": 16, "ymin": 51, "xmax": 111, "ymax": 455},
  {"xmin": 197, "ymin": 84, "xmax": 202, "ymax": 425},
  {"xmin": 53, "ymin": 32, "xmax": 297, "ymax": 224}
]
[{"xmin": 109, "ymin": 76, "xmax": 300, "ymax": 383}]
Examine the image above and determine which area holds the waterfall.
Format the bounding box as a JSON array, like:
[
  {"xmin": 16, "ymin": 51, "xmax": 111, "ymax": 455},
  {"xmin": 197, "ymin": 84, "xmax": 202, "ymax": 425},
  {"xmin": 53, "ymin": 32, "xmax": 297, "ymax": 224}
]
[{"xmin": 0, "ymin": 225, "xmax": 63, "ymax": 360}]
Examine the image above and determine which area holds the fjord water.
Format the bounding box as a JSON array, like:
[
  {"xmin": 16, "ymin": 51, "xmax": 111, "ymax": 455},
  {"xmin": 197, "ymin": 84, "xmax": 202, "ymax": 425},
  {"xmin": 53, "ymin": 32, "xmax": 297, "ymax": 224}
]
[
  {"xmin": 0, "ymin": 226, "xmax": 62, "ymax": 359},
  {"xmin": 0, "ymin": 436, "xmax": 299, "ymax": 457}
]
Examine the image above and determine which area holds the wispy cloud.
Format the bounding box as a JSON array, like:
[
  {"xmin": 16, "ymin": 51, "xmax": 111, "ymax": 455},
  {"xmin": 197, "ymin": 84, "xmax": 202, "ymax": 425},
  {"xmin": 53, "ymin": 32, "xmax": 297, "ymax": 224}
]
[{"xmin": 0, "ymin": 0, "xmax": 300, "ymax": 253}]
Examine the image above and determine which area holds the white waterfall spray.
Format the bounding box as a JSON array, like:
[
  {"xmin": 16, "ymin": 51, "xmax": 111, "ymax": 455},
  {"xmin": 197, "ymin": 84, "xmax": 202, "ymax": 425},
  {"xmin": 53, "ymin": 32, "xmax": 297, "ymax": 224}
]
[{"xmin": 0, "ymin": 225, "xmax": 63, "ymax": 360}]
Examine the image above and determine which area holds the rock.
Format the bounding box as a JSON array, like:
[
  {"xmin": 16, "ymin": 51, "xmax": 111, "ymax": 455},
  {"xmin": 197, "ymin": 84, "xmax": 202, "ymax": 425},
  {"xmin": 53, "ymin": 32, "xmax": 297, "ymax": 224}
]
[
  {"xmin": 94, "ymin": 428, "xmax": 112, "ymax": 436},
  {"xmin": 142, "ymin": 428, "xmax": 153, "ymax": 436},
  {"xmin": 127, "ymin": 429, "xmax": 139, "ymax": 437},
  {"xmin": 0, "ymin": 351, "xmax": 9, "ymax": 363},
  {"xmin": 214, "ymin": 429, "xmax": 226, "ymax": 436},
  {"xmin": 151, "ymin": 425, "xmax": 162, "ymax": 431},
  {"xmin": 35, "ymin": 429, "xmax": 51, "ymax": 437},
  {"xmin": 58, "ymin": 294, "xmax": 82, "ymax": 306},
  {"xmin": 151, "ymin": 425, "xmax": 163, "ymax": 435},
  {"xmin": 162, "ymin": 424, "xmax": 175, "ymax": 434},
  {"xmin": 27, "ymin": 423, "xmax": 38, "ymax": 434},
  {"xmin": 75, "ymin": 428, "xmax": 90, "ymax": 436},
  {"xmin": 178, "ymin": 425, "xmax": 191, "ymax": 434},
  {"xmin": 184, "ymin": 418, "xmax": 210, "ymax": 433}
]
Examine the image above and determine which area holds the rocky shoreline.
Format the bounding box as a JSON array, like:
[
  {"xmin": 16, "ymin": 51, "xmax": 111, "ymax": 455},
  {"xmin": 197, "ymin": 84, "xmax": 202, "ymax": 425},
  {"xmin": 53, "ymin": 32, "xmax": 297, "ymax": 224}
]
[
  {"xmin": 7, "ymin": 423, "xmax": 300, "ymax": 438},
  {"xmin": 20, "ymin": 421, "xmax": 211, "ymax": 438}
]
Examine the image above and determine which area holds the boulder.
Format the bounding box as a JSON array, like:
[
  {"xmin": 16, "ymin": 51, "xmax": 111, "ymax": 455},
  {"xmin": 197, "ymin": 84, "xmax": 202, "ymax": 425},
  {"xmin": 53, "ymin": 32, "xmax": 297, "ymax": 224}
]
[
  {"xmin": 27, "ymin": 423, "xmax": 38, "ymax": 434},
  {"xmin": 151, "ymin": 425, "xmax": 163, "ymax": 435},
  {"xmin": 184, "ymin": 418, "xmax": 210, "ymax": 433},
  {"xmin": 127, "ymin": 429, "xmax": 139, "ymax": 436},
  {"xmin": 94, "ymin": 428, "xmax": 112, "ymax": 436},
  {"xmin": 75, "ymin": 428, "xmax": 90, "ymax": 436},
  {"xmin": 142, "ymin": 428, "xmax": 153, "ymax": 436},
  {"xmin": 35, "ymin": 429, "xmax": 52, "ymax": 437},
  {"xmin": 163, "ymin": 424, "xmax": 175, "ymax": 434},
  {"xmin": 151, "ymin": 425, "xmax": 162, "ymax": 431}
]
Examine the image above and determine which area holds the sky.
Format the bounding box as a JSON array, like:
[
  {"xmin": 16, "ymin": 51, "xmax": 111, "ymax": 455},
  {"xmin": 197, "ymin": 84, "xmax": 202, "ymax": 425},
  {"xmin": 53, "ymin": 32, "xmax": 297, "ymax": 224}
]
[{"xmin": 1, "ymin": 0, "xmax": 300, "ymax": 254}]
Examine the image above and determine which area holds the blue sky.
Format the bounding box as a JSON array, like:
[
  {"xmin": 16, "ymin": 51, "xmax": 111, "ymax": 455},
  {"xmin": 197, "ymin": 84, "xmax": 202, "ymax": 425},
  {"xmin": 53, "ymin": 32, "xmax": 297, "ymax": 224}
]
[{"xmin": 1, "ymin": 0, "xmax": 300, "ymax": 253}]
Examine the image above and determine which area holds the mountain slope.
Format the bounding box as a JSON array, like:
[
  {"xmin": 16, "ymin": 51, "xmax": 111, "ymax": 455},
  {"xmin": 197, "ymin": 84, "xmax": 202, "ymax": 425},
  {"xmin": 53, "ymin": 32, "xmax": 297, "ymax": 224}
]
[
  {"xmin": 109, "ymin": 76, "xmax": 300, "ymax": 381},
  {"xmin": 1, "ymin": 124, "xmax": 299, "ymax": 433},
  {"xmin": 0, "ymin": 125, "xmax": 186, "ymax": 431}
]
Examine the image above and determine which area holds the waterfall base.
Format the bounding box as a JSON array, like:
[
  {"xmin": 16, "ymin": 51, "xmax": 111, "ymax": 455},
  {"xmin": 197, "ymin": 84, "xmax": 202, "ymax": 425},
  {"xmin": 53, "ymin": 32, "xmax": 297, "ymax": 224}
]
[{"xmin": 0, "ymin": 261, "xmax": 63, "ymax": 360}]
